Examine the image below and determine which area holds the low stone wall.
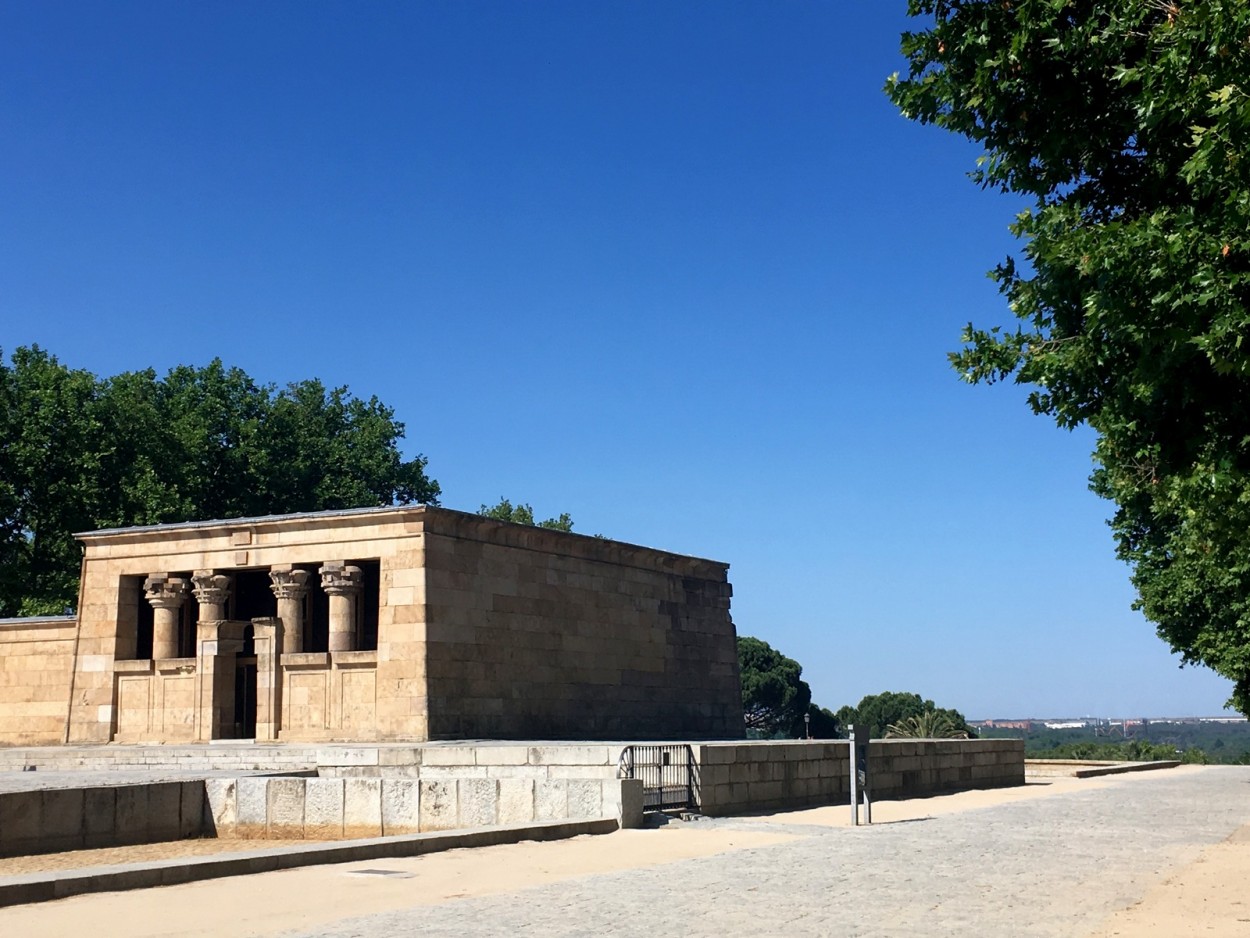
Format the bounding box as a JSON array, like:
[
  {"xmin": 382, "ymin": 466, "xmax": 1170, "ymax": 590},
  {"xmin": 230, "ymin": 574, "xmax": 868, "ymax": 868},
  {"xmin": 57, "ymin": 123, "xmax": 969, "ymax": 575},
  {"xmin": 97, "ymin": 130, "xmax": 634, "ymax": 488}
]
[
  {"xmin": 0, "ymin": 739, "xmax": 1023, "ymax": 855},
  {"xmin": 205, "ymin": 775, "xmax": 643, "ymax": 839},
  {"xmin": 694, "ymin": 739, "xmax": 1024, "ymax": 815},
  {"xmin": 0, "ymin": 780, "xmax": 205, "ymax": 858}
]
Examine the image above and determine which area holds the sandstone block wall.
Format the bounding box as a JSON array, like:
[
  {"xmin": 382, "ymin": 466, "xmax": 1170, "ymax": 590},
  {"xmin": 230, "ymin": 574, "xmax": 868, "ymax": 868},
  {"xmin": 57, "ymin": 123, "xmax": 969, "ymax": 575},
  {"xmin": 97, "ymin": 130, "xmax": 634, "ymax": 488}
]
[
  {"xmin": 0, "ymin": 617, "xmax": 77, "ymax": 746},
  {"xmin": 694, "ymin": 738, "xmax": 1025, "ymax": 815},
  {"xmin": 420, "ymin": 512, "xmax": 743, "ymax": 740}
]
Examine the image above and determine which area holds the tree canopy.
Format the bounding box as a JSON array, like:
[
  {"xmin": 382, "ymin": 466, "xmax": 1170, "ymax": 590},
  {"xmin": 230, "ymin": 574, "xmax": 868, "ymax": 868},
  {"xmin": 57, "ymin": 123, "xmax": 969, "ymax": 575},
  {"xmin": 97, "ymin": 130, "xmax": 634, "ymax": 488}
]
[
  {"xmin": 836, "ymin": 691, "xmax": 972, "ymax": 740},
  {"xmin": 888, "ymin": 3, "xmax": 1250, "ymax": 712},
  {"xmin": 478, "ymin": 498, "xmax": 573, "ymax": 533},
  {"xmin": 0, "ymin": 346, "xmax": 439, "ymax": 617},
  {"xmin": 738, "ymin": 635, "xmax": 810, "ymax": 735}
]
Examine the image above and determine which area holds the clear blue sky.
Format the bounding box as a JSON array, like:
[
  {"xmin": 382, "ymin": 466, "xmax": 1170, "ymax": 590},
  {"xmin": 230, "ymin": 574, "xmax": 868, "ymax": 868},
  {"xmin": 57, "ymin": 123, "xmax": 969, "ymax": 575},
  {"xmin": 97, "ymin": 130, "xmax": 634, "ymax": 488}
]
[{"xmin": 1, "ymin": 2, "xmax": 1233, "ymax": 718}]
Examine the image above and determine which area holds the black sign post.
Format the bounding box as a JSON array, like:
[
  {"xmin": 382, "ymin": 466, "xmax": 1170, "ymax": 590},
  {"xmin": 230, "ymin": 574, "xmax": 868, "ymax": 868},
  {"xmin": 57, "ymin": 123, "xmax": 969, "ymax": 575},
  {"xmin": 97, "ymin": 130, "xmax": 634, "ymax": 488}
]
[{"xmin": 849, "ymin": 723, "xmax": 872, "ymax": 826}]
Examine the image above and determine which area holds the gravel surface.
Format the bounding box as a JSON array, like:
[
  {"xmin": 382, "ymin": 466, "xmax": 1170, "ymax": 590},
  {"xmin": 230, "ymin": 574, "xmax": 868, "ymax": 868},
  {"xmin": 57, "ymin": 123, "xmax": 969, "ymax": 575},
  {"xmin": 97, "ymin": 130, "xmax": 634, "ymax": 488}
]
[{"xmin": 284, "ymin": 767, "xmax": 1250, "ymax": 938}]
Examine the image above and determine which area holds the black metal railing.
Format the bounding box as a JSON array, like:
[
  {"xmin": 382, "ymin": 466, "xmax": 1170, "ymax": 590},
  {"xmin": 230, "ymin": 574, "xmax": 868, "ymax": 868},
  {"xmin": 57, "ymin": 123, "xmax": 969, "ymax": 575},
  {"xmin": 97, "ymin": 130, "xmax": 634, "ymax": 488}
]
[{"xmin": 619, "ymin": 744, "xmax": 697, "ymax": 812}]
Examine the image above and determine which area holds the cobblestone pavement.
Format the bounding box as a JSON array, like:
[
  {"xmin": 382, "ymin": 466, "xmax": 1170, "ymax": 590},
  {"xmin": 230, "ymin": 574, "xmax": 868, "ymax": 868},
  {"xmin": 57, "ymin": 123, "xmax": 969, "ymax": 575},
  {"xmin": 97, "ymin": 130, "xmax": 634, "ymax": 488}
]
[{"xmin": 288, "ymin": 767, "xmax": 1250, "ymax": 938}]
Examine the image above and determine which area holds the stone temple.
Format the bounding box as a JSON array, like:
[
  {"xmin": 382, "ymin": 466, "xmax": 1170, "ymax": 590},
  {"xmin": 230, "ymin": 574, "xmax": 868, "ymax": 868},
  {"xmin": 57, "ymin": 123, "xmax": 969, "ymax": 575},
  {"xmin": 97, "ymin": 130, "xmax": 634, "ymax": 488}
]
[{"xmin": 0, "ymin": 506, "xmax": 745, "ymax": 746}]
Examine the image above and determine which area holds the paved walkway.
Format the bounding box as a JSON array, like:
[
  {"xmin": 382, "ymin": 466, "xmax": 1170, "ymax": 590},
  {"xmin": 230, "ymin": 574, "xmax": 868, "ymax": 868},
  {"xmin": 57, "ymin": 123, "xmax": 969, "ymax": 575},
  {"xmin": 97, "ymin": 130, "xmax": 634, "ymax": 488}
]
[
  {"xmin": 2, "ymin": 766, "xmax": 1246, "ymax": 937},
  {"xmin": 291, "ymin": 766, "xmax": 1250, "ymax": 937}
]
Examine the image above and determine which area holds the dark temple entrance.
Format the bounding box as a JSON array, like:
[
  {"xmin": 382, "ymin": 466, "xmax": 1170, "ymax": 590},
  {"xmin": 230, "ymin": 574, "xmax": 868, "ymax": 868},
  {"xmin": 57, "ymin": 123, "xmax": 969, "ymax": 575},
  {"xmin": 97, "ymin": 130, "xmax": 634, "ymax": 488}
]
[{"xmin": 233, "ymin": 622, "xmax": 257, "ymax": 739}]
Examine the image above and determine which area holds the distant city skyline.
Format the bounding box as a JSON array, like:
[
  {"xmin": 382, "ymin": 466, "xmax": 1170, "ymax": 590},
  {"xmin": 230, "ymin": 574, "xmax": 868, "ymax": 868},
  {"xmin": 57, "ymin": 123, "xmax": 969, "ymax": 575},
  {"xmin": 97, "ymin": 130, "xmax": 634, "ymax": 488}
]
[{"xmin": 0, "ymin": 2, "xmax": 1235, "ymax": 717}]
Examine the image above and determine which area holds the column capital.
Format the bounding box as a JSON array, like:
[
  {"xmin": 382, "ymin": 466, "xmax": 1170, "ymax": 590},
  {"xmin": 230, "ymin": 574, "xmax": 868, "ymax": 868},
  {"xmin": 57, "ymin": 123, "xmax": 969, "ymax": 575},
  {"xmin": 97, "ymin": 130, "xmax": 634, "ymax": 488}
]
[
  {"xmin": 191, "ymin": 570, "xmax": 231, "ymax": 607},
  {"xmin": 269, "ymin": 566, "xmax": 312, "ymax": 600},
  {"xmin": 320, "ymin": 562, "xmax": 363, "ymax": 596},
  {"xmin": 144, "ymin": 574, "xmax": 190, "ymax": 610}
]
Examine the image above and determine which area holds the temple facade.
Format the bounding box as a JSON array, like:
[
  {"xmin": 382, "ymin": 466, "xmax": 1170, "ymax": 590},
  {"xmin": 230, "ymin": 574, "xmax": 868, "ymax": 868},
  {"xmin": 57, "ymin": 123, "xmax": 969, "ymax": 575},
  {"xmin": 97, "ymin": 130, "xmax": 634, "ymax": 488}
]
[{"xmin": 0, "ymin": 506, "xmax": 744, "ymax": 746}]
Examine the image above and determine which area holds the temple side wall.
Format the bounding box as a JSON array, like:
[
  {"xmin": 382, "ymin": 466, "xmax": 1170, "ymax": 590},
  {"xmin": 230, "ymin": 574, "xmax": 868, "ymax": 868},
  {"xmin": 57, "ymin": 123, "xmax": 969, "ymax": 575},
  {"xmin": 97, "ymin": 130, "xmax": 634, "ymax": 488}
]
[
  {"xmin": 420, "ymin": 513, "xmax": 744, "ymax": 740},
  {"xmin": 0, "ymin": 617, "xmax": 78, "ymax": 747}
]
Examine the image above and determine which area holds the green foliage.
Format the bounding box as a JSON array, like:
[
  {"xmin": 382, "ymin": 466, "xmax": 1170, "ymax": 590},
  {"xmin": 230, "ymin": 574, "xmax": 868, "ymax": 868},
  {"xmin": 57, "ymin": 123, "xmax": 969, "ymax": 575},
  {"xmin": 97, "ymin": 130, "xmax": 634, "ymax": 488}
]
[
  {"xmin": 888, "ymin": 2, "xmax": 1250, "ymax": 714},
  {"xmin": 885, "ymin": 710, "xmax": 970, "ymax": 740},
  {"xmin": 0, "ymin": 346, "xmax": 440, "ymax": 617},
  {"xmin": 977, "ymin": 719, "xmax": 1250, "ymax": 762},
  {"xmin": 477, "ymin": 498, "xmax": 573, "ymax": 532},
  {"xmin": 839, "ymin": 691, "xmax": 973, "ymax": 739},
  {"xmin": 737, "ymin": 635, "xmax": 814, "ymax": 737},
  {"xmin": 1029, "ymin": 740, "xmax": 1191, "ymax": 763}
]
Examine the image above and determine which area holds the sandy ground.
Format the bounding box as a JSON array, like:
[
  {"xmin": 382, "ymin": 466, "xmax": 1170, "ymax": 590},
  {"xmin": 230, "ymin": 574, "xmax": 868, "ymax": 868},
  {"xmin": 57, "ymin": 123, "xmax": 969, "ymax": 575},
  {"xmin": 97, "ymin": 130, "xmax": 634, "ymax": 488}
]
[
  {"xmin": 0, "ymin": 825, "xmax": 800, "ymax": 938},
  {"xmin": 1086, "ymin": 821, "xmax": 1250, "ymax": 938},
  {"xmin": 0, "ymin": 768, "xmax": 1234, "ymax": 938}
]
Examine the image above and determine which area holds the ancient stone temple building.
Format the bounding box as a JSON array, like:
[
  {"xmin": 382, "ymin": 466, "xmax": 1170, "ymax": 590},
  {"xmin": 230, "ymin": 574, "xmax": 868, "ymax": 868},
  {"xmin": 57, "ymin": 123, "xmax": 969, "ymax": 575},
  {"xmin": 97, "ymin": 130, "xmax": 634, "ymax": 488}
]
[{"xmin": 0, "ymin": 506, "xmax": 744, "ymax": 746}]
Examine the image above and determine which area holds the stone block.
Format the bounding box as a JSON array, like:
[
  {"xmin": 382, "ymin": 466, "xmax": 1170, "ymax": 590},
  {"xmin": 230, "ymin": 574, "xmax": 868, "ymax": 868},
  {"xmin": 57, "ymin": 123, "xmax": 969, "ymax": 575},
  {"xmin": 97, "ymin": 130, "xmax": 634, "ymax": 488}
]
[
  {"xmin": 83, "ymin": 787, "xmax": 117, "ymax": 846},
  {"xmin": 0, "ymin": 791, "xmax": 41, "ymax": 854},
  {"xmin": 419, "ymin": 779, "xmax": 458, "ymax": 831},
  {"xmin": 480, "ymin": 745, "xmax": 530, "ymax": 766},
  {"xmin": 699, "ymin": 744, "xmax": 737, "ymax": 766},
  {"xmin": 304, "ymin": 778, "xmax": 344, "ymax": 839},
  {"xmin": 235, "ymin": 778, "xmax": 270, "ymax": 839},
  {"xmin": 567, "ymin": 780, "xmax": 602, "ymax": 819},
  {"xmin": 535, "ymin": 780, "xmax": 568, "ymax": 821},
  {"xmin": 458, "ymin": 778, "xmax": 497, "ymax": 828},
  {"xmin": 528, "ymin": 745, "xmax": 611, "ymax": 766},
  {"xmin": 317, "ymin": 748, "xmax": 378, "ymax": 768},
  {"xmin": 422, "ymin": 746, "xmax": 480, "ymax": 767},
  {"xmin": 39, "ymin": 788, "xmax": 84, "ymax": 850},
  {"xmin": 381, "ymin": 779, "xmax": 420, "ymax": 835},
  {"xmin": 267, "ymin": 777, "xmax": 307, "ymax": 839},
  {"xmin": 496, "ymin": 779, "xmax": 534, "ymax": 825},
  {"xmin": 147, "ymin": 782, "xmax": 183, "ymax": 841},
  {"xmin": 615, "ymin": 779, "xmax": 645, "ymax": 829},
  {"xmin": 179, "ymin": 781, "xmax": 203, "ymax": 839},
  {"xmin": 377, "ymin": 748, "xmax": 422, "ymax": 767},
  {"xmin": 203, "ymin": 778, "xmax": 236, "ymax": 837},
  {"xmin": 420, "ymin": 765, "xmax": 489, "ymax": 779},
  {"xmin": 114, "ymin": 784, "xmax": 151, "ymax": 845},
  {"xmin": 485, "ymin": 764, "xmax": 547, "ymax": 781},
  {"xmin": 343, "ymin": 778, "xmax": 382, "ymax": 838}
]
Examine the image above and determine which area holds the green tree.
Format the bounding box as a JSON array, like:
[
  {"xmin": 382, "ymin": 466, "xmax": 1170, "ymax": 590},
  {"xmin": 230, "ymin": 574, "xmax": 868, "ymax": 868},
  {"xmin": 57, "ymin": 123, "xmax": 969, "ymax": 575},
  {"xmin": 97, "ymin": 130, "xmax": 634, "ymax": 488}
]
[
  {"xmin": 737, "ymin": 635, "xmax": 813, "ymax": 737},
  {"xmin": 888, "ymin": 3, "xmax": 1250, "ymax": 713},
  {"xmin": 478, "ymin": 498, "xmax": 573, "ymax": 532},
  {"xmin": 839, "ymin": 691, "xmax": 973, "ymax": 739},
  {"xmin": 0, "ymin": 347, "xmax": 108, "ymax": 615},
  {"xmin": 0, "ymin": 347, "xmax": 440, "ymax": 617}
]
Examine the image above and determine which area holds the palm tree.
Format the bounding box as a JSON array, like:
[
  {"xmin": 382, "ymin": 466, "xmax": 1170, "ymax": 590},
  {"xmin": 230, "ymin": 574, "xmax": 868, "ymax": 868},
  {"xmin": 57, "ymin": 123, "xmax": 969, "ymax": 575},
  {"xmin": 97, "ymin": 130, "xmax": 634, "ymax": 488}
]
[{"xmin": 885, "ymin": 710, "xmax": 970, "ymax": 739}]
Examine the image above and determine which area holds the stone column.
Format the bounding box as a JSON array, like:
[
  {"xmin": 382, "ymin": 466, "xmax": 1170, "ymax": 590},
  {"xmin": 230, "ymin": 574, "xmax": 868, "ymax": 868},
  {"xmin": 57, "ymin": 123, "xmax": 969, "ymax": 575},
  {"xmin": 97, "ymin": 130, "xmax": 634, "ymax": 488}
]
[
  {"xmin": 320, "ymin": 562, "xmax": 362, "ymax": 653},
  {"xmin": 251, "ymin": 617, "xmax": 283, "ymax": 741},
  {"xmin": 144, "ymin": 575, "xmax": 190, "ymax": 660},
  {"xmin": 269, "ymin": 566, "xmax": 311, "ymax": 653},
  {"xmin": 191, "ymin": 570, "xmax": 231, "ymax": 622}
]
